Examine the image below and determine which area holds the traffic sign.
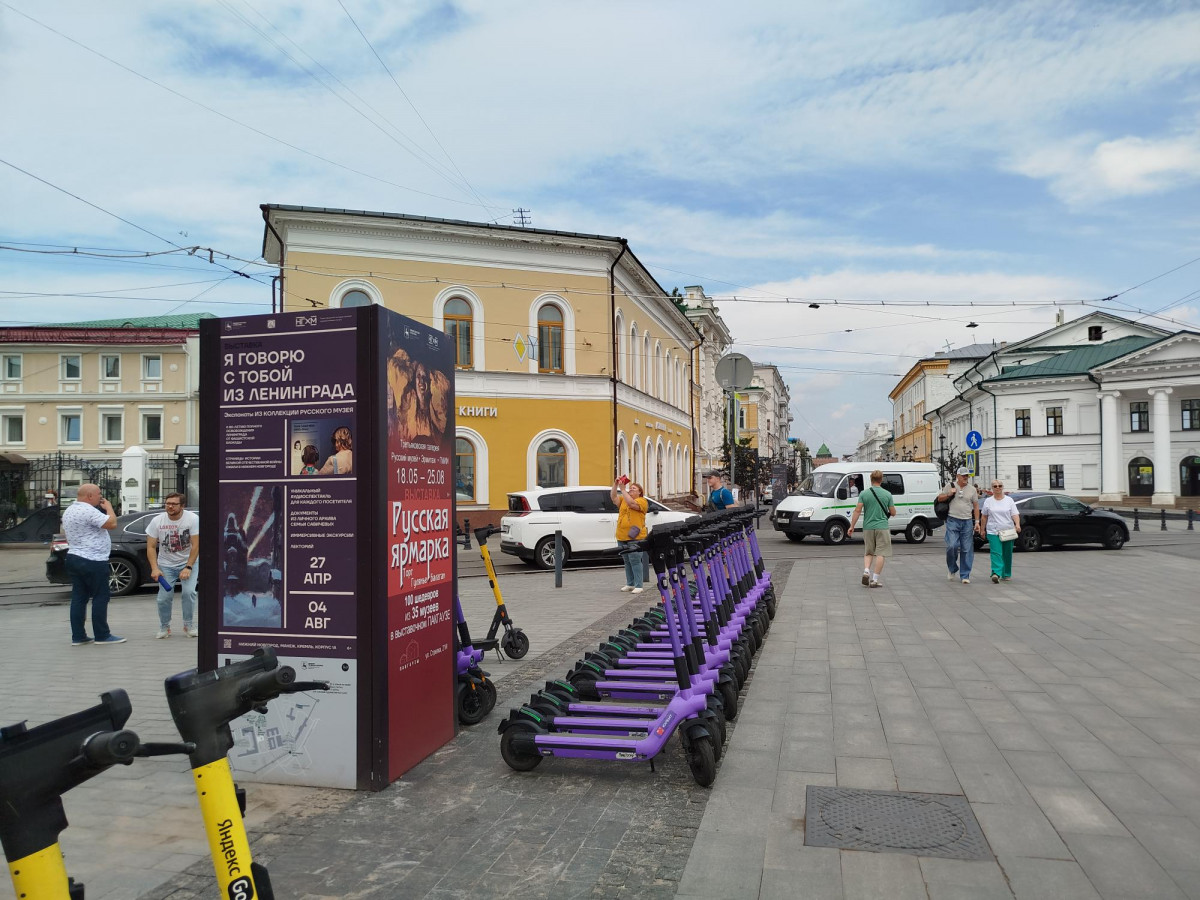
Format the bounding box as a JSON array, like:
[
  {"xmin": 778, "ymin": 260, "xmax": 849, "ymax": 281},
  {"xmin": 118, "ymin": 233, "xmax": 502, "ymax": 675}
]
[
  {"xmin": 966, "ymin": 430, "xmax": 983, "ymax": 450},
  {"xmin": 964, "ymin": 450, "xmax": 978, "ymax": 476}
]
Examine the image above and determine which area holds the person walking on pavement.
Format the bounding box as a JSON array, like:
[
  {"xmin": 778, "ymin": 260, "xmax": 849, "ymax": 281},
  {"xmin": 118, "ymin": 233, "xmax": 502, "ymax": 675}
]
[
  {"xmin": 705, "ymin": 471, "xmax": 734, "ymax": 510},
  {"xmin": 938, "ymin": 466, "xmax": 980, "ymax": 584},
  {"xmin": 847, "ymin": 469, "xmax": 897, "ymax": 588},
  {"xmin": 611, "ymin": 478, "xmax": 648, "ymax": 594},
  {"xmin": 147, "ymin": 492, "xmax": 200, "ymax": 638},
  {"xmin": 62, "ymin": 484, "xmax": 124, "ymax": 645},
  {"xmin": 980, "ymin": 480, "xmax": 1021, "ymax": 584}
]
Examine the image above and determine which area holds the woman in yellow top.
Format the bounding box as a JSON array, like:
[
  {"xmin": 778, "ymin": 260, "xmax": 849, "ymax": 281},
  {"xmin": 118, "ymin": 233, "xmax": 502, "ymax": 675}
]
[{"xmin": 611, "ymin": 478, "xmax": 649, "ymax": 594}]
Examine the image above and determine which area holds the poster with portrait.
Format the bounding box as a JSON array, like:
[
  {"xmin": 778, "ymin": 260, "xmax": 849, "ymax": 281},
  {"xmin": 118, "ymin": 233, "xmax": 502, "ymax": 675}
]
[{"xmin": 381, "ymin": 310, "xmax": 456, "ymax": 780}]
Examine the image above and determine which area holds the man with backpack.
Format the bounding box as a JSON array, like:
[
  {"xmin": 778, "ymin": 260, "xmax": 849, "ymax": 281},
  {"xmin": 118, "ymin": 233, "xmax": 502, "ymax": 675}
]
[{"xmin": 846, "ymin": 469, "xmax": 897, "ymax": 588}]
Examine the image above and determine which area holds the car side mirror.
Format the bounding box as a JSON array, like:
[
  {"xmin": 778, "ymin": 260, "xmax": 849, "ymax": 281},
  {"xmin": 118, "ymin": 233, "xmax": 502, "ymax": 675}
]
[
  {"xmin": 1082, "ymin": 507, "xmax": 1092, "ymax": 515},
  {"xmin": 836, "ymin": 488, "xmax": 848, "ymax": 500}
]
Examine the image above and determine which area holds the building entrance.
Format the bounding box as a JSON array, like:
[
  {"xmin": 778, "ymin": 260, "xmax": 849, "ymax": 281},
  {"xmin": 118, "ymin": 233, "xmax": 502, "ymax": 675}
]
[{"xmin": 1181, "ymin": 455, "xmax": 1200, "ymax": 497}]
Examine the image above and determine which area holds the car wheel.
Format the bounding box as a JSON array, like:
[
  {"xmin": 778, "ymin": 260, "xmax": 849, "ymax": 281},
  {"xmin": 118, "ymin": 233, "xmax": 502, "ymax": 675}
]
[
  {"xmin": 1103, "ymin": 524, "xmax": 1126, "ymax": 550},
  {"xmin": 905, "ymin": 519, "xmax": 928, "ymax": 544},
  {"xmin": 785, "ymin": 533, "xmax": 806, "ymax": 543},
  {"xmin": 822, "ymin": 520, "xmax": 848, "ymax": 545},
  {"xmin": 1018, "ymin": 527, "xmax": 1041, "ymax": 552},
  {"xmin": 533, "ymin": 536, "xmax": 568, "ymax": 570},
  {"xmin": 108, "ymin": 557, "xmax": 139, "ymax": 596}
]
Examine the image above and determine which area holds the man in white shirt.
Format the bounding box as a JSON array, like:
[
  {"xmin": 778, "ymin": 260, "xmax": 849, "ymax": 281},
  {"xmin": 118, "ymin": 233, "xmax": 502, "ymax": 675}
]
[
  {"xmin": 147, "ymin": 493, "xmax": 200, "ymax": 638},
  {"xmin": 62, "ymin": 483, "xmax": 123, "ymax": 645}
]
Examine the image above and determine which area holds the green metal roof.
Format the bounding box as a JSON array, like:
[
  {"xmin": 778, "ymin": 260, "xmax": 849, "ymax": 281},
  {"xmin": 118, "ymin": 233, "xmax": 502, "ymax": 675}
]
[
  {"xmin": 987, "ymin": 336, "xmax": 1157, "ymax": 383},
  {"xmin": 816, "ymin": 443, "xmax": 831, "ymax": 456},
  {"xmin": 49, "ymin": 313, "xmax": 216, "ymax": 329}
]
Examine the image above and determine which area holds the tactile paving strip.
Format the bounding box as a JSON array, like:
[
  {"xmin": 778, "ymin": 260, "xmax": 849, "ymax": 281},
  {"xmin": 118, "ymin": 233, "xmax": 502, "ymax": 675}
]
[{"xmin": 804, "ymin": 786, "xmax": 992, "ymax": 860}]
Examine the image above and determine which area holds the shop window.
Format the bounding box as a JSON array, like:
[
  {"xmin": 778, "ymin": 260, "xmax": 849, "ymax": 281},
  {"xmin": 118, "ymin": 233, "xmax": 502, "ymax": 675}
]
[
  {"xmin": 1018, "ymin": 465, "xmax": 1031, "ymax": 489},
  {"xmin": 143, "ymin": 355, "xmax": 162, "ymax": 380},
  {"xmin": 537, "ymin": 305, "xmax": 564, "ymax": 373},
  {"xmin": 444, "ymin": 298, "xmax": 473, "ymax": 369},
  {"xmin": 536, "ymin": 438, "xmax": 566, "ymax": 487},
  {"xmin": 1182, "ymin": 399, "xmax": 1200, "ymax": 431},
  {"xmin": 101, "ymin": 355, "xmax": 121, "ymax": 379},
  {"xmin": 455, "ymin": 438, "xmax": 476, "ymax": 502},
  {"xmin": 62, "ymin": 355, "xmax": 81, "ymax": 380},
  {"xmin": 1014, "ymin": 408, "xmax": 1030, "ymax": 436},
  {"xmin": 3, "ymin": 355, "xmax": 22, "ymax": 380},
  {"xmin": 1130, "ymin": 401, "xmax": 1149, "ymax": 432},
  {"xmin": 1046, "ymin": 406, "xmax": 1063, "ymax": 435},
  {"xmin": 1049, "ymin": 464, "xmax": 1064, "ymax": 489}
]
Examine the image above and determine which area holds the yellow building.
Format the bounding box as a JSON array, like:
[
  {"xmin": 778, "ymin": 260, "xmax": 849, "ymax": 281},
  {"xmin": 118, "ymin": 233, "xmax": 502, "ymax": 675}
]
[
  {"xmin": 0, "ymin": 315, "xmax": 202, "ymax": 513},
  {"xmin": 261, "ymin": 206, "xmax": 699, "ymax": 522}
]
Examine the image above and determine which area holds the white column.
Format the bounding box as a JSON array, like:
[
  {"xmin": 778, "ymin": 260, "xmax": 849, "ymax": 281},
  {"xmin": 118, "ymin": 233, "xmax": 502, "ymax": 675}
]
[
  {"xmin": 120, "ymin": 445, "xmax": 148, "ymax": 514},
  {"xmin": 1149, "ymin": 387, "xmax": 1175, "ymax": 505},
  {"xmin": 1098, "ymin": 391, "xmax": 1122, "ymax": 501}
]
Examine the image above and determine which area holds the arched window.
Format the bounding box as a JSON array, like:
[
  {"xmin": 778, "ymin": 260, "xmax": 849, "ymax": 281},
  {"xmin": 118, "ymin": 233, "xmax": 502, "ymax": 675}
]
[
  {"xmin": 632, "ymin": 438, "xmax": 643, "ymax": 485},
  {"xmin": 643, "ymin": 333, "xmax": 651, "ymax": 392},
  {"xmin": 455, "ymin": 438, "xmax": 476, "ymax": 502},
  {"xmin": 538, "ymin": 304, "xmax": 564, "ymax": 373},
  {"xmin": 444, "ymin": 298, "xmax": 473, "ymax": 369},
  {"xmin": 654, "ymin": 342, "xmax": 663, "ymax": 399},
  {"xmin": 665, "ymin": 351, "xmax": 673, "ymax": 404},
  {"xmin": 616, "ymin": 434, "xmax": 628, "ymax": 481},
  {"xmin": 537, "ymin": 438, "xmax": 566, "ymax": 487},
  {"xmin": 615, "ymin": 312, "xmax": 626, "ymax": 381},
  {"xmin": 1128, "ymin": 457, "xmax": 1154, "ymax": 497},
  {"xmin": 330, "ymin": 279, "xmax": 382, "ymax": 308},
  {"xmin": 630, "ymin": 325, "xmax": 640, "ymax": 389}
]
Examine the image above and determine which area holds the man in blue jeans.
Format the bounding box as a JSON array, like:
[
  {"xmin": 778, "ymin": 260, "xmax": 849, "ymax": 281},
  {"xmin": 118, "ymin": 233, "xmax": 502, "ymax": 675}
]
[
  {"xmin": 937, "ymin": 466, "xmax": 980, "ymax": 584},
  {"xmin": 61, "ymin": 483, "xmax": 125, "ymax": 645}
]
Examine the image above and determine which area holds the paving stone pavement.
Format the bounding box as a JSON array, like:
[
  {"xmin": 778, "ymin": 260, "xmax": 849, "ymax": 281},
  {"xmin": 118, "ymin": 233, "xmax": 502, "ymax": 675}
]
[
  {"xmin": 679, "ymin": 535, "xmax": 1200, "ymax": 900},
  {"xmin": 0, "ymin": 563, "xmax": 659, "ymax": 900}
]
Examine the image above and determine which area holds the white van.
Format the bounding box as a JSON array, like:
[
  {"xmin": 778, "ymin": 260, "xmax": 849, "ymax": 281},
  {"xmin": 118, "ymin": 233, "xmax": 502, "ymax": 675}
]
[{"xmin": 771, "ymin": 462, "xmax": 942, "ymax": 545}]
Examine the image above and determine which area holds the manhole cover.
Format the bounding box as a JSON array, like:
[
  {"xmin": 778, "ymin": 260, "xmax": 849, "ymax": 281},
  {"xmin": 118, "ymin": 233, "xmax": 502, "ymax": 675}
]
[{"xmin": 804, "ymin": 786, "xmax": 992, "ymax": 860}]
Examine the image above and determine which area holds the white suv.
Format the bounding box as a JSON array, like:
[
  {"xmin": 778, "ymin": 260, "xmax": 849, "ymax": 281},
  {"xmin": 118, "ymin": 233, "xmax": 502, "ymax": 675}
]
[{"xmin": 500, "ymin": 486, "xmax": 696, "ymax": 569}]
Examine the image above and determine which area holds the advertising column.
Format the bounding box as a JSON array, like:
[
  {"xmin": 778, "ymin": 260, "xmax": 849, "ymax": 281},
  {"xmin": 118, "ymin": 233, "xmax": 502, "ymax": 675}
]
[
  {"xmin": 203, "ymin": 309, "xmax": 363, "ymax": 789},
  {"xmin": 380, "ymin": 312, "xmax": 457, "ymax": 780}
]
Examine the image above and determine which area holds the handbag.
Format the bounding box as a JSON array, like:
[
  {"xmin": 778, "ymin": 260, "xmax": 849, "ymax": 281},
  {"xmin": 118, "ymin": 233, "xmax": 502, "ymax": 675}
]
[
  {"xmin": 934, "ymin": 497, "xmax": 950, "ymax": 520},
  {"xmin": 998, "ymin": 528, "xmax": 1018, "ymax": 542}
]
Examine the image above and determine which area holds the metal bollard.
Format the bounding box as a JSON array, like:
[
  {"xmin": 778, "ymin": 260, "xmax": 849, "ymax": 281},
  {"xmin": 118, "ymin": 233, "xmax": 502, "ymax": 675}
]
[
  {"xmin": 1161, "ymin": 509, "xmax": 1168, "ymax": 531},
  {"xmin": 554, "ymin": 529, "xmax": 563, "ymax": 588},
  {"xmin": 463, "ymin": 518, "xmax": 471, "ymax": 548},
  {"xmin": 1189, "ymin": 509, "xmax": 1195, "ymax": 531},
  {"xmin": 1134, "ymin": 508, "xmax": 1140, "ymax": 531}
]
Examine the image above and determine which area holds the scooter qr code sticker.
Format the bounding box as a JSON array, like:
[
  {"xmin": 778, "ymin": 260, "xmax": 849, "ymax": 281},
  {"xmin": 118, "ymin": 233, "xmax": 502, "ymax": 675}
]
[{"xmin": 616, "ymin": 752, "xmax": 637, "ymax": 760}]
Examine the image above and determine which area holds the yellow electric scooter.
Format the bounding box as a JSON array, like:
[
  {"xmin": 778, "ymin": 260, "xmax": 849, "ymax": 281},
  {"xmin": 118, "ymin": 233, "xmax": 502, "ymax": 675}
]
[
  {"xmin": 469, "ymin": 524, "xmax": 529, "ymax": 660},
  {"xmin": 165, "ymin": 646, "xmax": 328, "ymax": 900},
  {"xmin": 0, "ymin": 690, "xmax": 194, "ymax": 899}
]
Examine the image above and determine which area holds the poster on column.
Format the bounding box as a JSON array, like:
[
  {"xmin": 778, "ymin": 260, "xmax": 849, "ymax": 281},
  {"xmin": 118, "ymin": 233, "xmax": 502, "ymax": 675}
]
[
  {"xmin": 382, "ymin": 312, "xmax": 456, "ymax": 780},
  {"xmin": 213, "ymin": 309, "xmax": 361, "ymax": 788}
]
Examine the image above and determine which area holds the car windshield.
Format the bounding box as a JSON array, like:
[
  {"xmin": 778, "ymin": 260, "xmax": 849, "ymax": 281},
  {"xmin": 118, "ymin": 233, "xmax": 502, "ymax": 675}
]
[{"xmin": 796, "ymin": 471, "xmax": 843, "ymax": 497}]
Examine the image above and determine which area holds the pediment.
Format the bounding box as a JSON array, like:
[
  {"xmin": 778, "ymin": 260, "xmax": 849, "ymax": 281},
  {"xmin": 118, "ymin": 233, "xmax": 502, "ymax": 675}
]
[{"xmin": 1093, "ymin": 332, "xmax": 1200, "ymax": 373}]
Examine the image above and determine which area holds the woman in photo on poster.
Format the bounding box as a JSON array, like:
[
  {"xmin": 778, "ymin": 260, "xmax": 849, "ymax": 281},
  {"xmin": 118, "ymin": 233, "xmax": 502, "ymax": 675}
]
[{"xmin": 319, "ymin": 426, "xmax": 353, "ymax": 475}]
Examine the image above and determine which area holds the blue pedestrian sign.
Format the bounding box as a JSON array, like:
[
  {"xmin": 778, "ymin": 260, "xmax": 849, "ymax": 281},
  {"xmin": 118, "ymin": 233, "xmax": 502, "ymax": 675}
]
[
  {"xmin": 963, "ymin": 450, "xmax": 978, "ymax": 476},
  {"xmin": 966, "ymin": 430, "xmax": 983, "ymax": 450}
]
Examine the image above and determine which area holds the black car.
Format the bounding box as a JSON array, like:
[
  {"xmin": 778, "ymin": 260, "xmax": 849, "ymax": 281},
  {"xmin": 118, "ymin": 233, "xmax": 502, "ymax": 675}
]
[
  {"xmin": 971, "ymin": 492, "xmax": 1128, "ymax": 552},
  {"xmin": 46, "ymin": 508, "xmax": 198, "ymax": 596}
]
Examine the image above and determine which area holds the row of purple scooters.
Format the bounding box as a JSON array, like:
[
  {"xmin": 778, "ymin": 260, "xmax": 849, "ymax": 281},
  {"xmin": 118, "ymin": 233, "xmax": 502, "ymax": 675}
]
[{"xmin": 497, "ymin": 508, "xmax": 776, "ymax": 786}]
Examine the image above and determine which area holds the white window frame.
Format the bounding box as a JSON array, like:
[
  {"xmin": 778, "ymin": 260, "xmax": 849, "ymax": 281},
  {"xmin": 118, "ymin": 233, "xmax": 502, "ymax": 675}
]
[
  {"xmin": 60, "ymin": 354, "xmax": 82, "ymax": 381},
  {"xmin": 454, "ymin": 427, "xmax": 490, "ymax": 507},
  {"xmin": 1, "ymin": 354, "xmax": 21, "ymax": 381},
  {"xmin": 140, "ymin": 408, "xmax": 164, "ymax": 445},
  {"xmin": 329, "ymin": 278, "xmax": 383, "ymax": 308},
  {"xmin": 0, "ymin": 409, "xmax": 25, "ymax": 446},
  {"xmin": 141, "ymin": 354, "xmax": 163, "ymax": 381},
  {"xmin": 98, "ymin": 406, "xmax": 124, "ymax": 445},
  {"xmin": 527, "ymin": 428, "xmax": 579, "ymax": 490},
  {"xmin": 432, "ymin": 286, "xmax": 486, "ymax": 370},
  {"xmin": 58, "ymin": 408, "xmax": 83, "ymax": 445},
  {"xmin": 100, "ymin": 354, "xmax": 121, "ymax": 381}
]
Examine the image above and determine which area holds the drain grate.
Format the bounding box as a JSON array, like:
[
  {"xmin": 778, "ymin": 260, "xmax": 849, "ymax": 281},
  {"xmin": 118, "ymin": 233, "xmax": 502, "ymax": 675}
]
[{"xmin": 804, "ymin": 786, "xmax": 992, "ymax": 860}]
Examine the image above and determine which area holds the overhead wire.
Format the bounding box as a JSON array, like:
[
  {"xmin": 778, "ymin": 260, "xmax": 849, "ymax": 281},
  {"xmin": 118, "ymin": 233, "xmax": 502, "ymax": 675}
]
[{"xmin": 0, "ymin": 2, "xmax": 494, "ymax": 210}]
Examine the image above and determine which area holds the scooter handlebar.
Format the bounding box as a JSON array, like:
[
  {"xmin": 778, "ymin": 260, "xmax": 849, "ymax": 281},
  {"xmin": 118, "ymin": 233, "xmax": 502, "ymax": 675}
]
[
  {"xmin": 239, "ymin": 666, "xmax": 296, "ymax": 704},
  {"xmin": 473, "ymin": 524, "xmax": 501, "ymax": 543},
  {"xmin": 78, "ymin": 729, "xmax": 139, "ymax": 768}
]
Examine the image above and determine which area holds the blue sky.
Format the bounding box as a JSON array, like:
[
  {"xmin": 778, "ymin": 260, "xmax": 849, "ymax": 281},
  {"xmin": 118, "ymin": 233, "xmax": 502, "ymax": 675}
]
[{"xmin": 2, "ymin": 0, "xmax": 1199, "ymax": 455}]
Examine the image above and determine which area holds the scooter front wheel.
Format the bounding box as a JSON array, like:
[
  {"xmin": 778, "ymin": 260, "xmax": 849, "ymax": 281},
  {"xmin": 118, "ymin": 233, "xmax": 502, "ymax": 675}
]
[
  {"xmin": 685, "ymin": 733, "xmax": 717, "ymax": 787},
  {"xmin": 500, "ymin": 723, "xmax": 543, "ymax": 772},
  {"xmin": 481, "ymin": 676, "xmax": 497, "ymax": 714},
  {"xmin": 457, "ymin": 681, "xmax": 490, "ymax": 726},
  {"xmin": 502, "ymin": 629, "xmax": 531, "ymax": 660}
]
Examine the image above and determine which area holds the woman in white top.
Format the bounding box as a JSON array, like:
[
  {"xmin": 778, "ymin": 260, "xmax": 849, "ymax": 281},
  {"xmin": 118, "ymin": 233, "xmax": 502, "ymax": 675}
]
[{"xmin": 979, "ymin": 480, "xmax": 1021, "ymax": 583}]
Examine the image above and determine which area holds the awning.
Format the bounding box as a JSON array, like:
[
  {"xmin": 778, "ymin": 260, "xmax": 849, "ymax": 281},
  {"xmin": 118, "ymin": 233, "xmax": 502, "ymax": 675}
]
[{"xmin": 0, "ymin": 452, "xmax": 29, "ymax": 465}]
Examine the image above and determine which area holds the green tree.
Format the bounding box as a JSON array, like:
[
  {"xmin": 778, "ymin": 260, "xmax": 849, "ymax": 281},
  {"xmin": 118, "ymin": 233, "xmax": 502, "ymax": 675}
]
[{"xmin": 936, "ymin": 445, "xmax": 969, "ymax": 485}]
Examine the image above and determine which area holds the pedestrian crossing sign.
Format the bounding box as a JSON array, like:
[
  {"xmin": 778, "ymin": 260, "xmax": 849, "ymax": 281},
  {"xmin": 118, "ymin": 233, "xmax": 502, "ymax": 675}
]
[{"xmin": 964, "ymin": 450, "xmax": 977, "ymax": 476}]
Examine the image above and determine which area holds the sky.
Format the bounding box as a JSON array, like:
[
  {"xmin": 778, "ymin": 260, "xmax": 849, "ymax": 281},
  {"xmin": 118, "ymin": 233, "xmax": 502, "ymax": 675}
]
[{"xmin": 2, "ymin": 0, "xmax": 1199, "ymax": 456}]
